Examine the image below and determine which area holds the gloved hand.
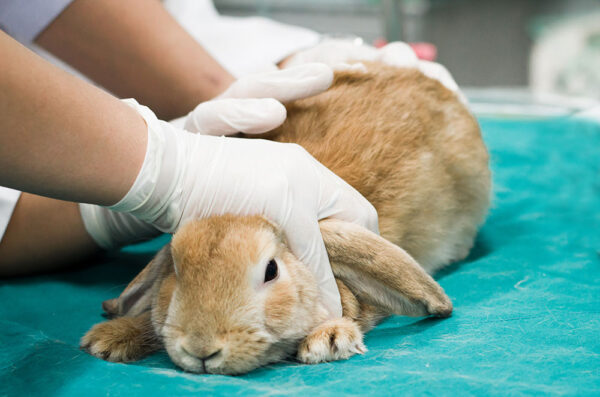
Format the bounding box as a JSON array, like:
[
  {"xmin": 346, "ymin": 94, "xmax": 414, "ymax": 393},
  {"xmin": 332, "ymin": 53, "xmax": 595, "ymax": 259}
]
[
  {"xmin": 81, "ymin": 63, "xmax": 337, "ymax": 248},
  {"xmin": 80, "ymin": 64, "xmax": 378, "ymax": 318},
  {"xmin": 283, "ymin": 39, "xmax": 466, "ymax": 102},
  {"xmin": 283, "ymin": 39, "xmax": 419, "ymax": 70},
  {"xmin": 181, "ymin": 63, "xmax": 334, "ymax": 135}
]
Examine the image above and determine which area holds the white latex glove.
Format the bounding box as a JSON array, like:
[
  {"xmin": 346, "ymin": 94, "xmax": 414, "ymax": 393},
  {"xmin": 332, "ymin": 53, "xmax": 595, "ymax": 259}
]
[
  {"xmin": 81, "ymin": 97, "xmax": 378, "ymax": 318},
  {"xmin": 182, "ymin": 63, "xmax": 334, "ymax": 135},
  {"xmin": 82, "ymin": 64, "xmax": 336, "ymax": 248},
  {"xmin": 284, "ymin": 39, "xmax": 419, "ymax": 70},
  {"xmin": 82, "ymin": 63, "xmax": 335, "ymax": 245},
  {"xmin": 284, "ymin": 39, "xmax": 466, "ymax": 102}
]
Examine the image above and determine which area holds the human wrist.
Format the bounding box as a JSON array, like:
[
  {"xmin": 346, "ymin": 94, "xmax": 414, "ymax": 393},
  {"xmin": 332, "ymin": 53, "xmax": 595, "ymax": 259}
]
[
  {"xmin": 79, "ymin": 98, "xmax": 169, "ymax": 250},
  {"xmin": 109, "ymin": 99, "xmax": 196, "ymax": 232},
  {"xmin": 79, "ymin": 203, "xmax": 160, "ymax": 250}
]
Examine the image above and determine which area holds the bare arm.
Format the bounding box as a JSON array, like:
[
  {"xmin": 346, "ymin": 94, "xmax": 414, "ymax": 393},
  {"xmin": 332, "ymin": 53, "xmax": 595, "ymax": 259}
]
[
  {"xmin": 0, "ymin": 195, "xmax": 97, "ymax": 276},
  {"xmin": 0, "ymin": 0, "xmax": 235, "ymax": 273},
  {"xmin": 35, "ymin": 0, "xmax": 235, "ymax": 120},
  {"xmin": 0, "ymin": 31, "xmax": 145, "ymax": 205}
]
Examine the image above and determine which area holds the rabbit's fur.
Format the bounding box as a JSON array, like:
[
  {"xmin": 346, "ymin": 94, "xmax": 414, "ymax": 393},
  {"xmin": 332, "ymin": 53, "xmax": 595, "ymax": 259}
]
[
  {"xmin": 81, "ymin": 63, "xmax": 491, "ymax": 374},
  {"xmin": 270, "ymin": 63, "xmax": 490, "ymax": 271}
]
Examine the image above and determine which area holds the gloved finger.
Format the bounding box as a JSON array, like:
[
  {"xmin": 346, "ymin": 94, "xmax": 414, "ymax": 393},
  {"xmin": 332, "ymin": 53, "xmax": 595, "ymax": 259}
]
[
  {"xmin": 284, "ymin": 40, "xmax": 380, "ymax": 69},
  {"xmin": 417, "ymin": 61, "xmax": 468, "ymax": 103},
  {"xmin": 332, "ymin": 62, "xmax": 368, "ymax": 73},
  {"xmin": 377, "ymin": 41, "xmax": 418, "ymax": 68},
  {"xmin": 332, "ymin": 188, "xmax": 380, "ymax": 234},
  {"xmin": 319, "ymin": 186, "xmax": 379, "ymax": 234},
  {"xmin": 283, "ymin": 214, "xmax": 343, "ymax": 318},
  {"xmin": 219, "ymin": 63, "xmax": 334, "ymax": 103},
  {"xmin": 184, "ymin": 98, "xmax": 287, "ymax": 135},
  {"xmin": 314, "ymin": 162, "xmax": 380, "ymax": 234},
  {"xmin": 417, "ymin": 60, "xmax": 460, "ymax": 93}
]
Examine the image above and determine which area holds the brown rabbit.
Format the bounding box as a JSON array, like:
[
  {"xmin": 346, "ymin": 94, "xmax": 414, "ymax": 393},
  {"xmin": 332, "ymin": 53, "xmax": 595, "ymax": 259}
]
[{"xmin": 81, "ymin": 62, "xmax": 491, "ymax": 374}]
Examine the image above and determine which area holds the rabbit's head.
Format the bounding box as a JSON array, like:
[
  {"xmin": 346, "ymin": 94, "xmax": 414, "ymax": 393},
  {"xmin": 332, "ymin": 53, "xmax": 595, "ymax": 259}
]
[
  {"xmin": 162, "ymin": 215, "xmax": 330, "ymax": 374},
  {"xmin": 105, "ymin": 215, "xmax": 325, "ymax": 374},
  {"xmin": 105, "ymin": 214, "xmax": 452, "ymax": 374}
]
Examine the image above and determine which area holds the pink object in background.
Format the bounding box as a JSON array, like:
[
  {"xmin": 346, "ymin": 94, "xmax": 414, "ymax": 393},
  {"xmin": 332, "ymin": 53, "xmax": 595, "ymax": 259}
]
[
  {"xmin": 410, "ymin": 42, "xmax": 437, "ymax": 61},
  {"xmin": 373, "ymin": 38, "xmax": 438, "ymax": 61},
  {"xmin": 373, "ymin": 37, "xmax": 388, "ymax": 49}
]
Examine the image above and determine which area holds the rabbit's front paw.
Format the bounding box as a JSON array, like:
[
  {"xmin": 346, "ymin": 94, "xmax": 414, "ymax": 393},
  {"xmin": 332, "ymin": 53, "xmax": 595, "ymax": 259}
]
[
  {"xmin": 297, "ymin": 317, "xmax": 366, "ymax": 364},
  {"xmin": 80, "ymin": 316, "xmax": 158, "ymax": 362},
  {"xmin": 425, "ymin": 293, "xmax": 453, "ymax": 318}
]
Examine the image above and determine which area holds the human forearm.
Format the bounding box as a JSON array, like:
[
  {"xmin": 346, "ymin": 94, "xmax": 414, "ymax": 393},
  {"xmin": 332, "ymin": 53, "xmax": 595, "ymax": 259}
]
[
  {"xmin": 0, "ymin": 32, "xmax": 145, "ymax": 205},
  {"xmin": 0, "ymin": 194, "xmax": 99, "ymax": 276},
  {"xmin": 35, "ymin": 0, "xmax": 234, "ymax": 119}
]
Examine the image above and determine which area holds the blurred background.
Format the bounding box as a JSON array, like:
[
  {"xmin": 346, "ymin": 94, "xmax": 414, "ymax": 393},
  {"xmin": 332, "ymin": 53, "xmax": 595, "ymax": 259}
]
[{"xmin": 212, "ymin": 0, "xmax": 600, "ymax": 108}]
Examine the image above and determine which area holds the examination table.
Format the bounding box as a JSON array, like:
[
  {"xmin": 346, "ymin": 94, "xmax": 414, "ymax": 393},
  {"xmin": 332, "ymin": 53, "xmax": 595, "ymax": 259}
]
[{"xmin": 1, "ymin": 115, "xmax": 599, "ymax": 396}]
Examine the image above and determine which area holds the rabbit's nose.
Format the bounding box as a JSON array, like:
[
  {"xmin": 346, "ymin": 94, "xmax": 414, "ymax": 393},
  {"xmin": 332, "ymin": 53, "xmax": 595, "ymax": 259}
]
[
  {"xmin": 198, "ymin": 349, "xmax": 221, "ymax": 362},
  {"xmin": 197, "ymin": 349, "xmax": 222, "ymax": 374},
  {"xmin": 181, "ymin": 344, "xmax": 222, "ymax": 370}
]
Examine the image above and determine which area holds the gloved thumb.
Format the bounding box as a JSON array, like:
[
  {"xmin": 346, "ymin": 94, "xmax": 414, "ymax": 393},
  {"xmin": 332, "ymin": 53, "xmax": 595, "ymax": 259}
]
[
  {"xmin": 184, "ymin": 98, "xmax": 287, "ymax": 135},
  {"xmin": 219, "ymin": 63, "xmax": 334, "ymax": 103},
  {"xmin": 377, "ymin": 41, "xmax": 418, "ymax": 68},
  {"xmin": 417, "ymin": 61, "xmax": 459, "ymax": 93},
  {"xmin": 283, "ymin": 215, "xmax": 343, "ymax": 318}
]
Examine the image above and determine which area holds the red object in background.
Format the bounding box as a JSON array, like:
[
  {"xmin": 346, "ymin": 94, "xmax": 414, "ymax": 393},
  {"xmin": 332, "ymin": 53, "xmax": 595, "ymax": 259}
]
[
  {"xmin": 410, "ymin": 42, "xmax": 437, "ymax": 61},
  {"xmin": 373, "ymin": 38, "xmax": 438, "ymax": 61},
  {"xmin": 373, "ymin": 37, "xmax": 388, "ymax": 49}
]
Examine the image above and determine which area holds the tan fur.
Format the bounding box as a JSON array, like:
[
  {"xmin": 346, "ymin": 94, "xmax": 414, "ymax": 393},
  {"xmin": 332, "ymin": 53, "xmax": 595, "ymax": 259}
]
[
  {"xmin": 322, "ymin": 219, "xmax": 453, "ymax": 317},
  {"xmin": 80, "ymin": 311, "xmax": 159, "ymax": 362},
  {"xmin": 81, "ymin": 63, "xmax": 491, "ymax": 374},
  {"xmin": 297, "ymin": 317, "xmax": 365, "ymax": 364},
  {"xmin": 270, "ymin": 63, "xmax": 490, "ymax": 271}
]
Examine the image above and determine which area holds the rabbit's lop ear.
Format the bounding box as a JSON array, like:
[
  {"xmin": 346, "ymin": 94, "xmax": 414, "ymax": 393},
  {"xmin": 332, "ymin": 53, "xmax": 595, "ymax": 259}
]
[
  {"xmin": 320, "ymin": 220, "xmax": 452, "ymax": 318},
  {"xmin": 102, "ymin": 244, "xmax": 173, "ymax": 318}
]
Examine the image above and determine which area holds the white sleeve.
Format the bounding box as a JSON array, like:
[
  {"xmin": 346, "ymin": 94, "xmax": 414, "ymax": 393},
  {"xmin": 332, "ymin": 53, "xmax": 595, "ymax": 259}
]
[
  {"xmin": 0, "ymin": 187, "xmax": 21, "ymax": 243},
  {"xmin": 0, "ymin": 0, "xmax": 73, "ymax": 43},
  {"xmin": 163, "ymin": 0, "xmax": 320, "ymax": 77}
]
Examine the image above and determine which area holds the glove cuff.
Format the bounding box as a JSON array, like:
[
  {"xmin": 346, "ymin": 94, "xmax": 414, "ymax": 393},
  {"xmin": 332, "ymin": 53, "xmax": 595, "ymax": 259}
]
[
  {"xmin": 107, "ymin": 99, "xmax": 188, "ymax": 233},
  {"xmin": 79, "ymin": 203, "xmax": 160, "ymax": 250}
]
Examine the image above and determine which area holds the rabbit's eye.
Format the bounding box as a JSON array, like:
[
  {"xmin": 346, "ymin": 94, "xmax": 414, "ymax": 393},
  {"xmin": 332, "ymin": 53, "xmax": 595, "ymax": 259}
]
[{"xmin": 264, "ymin": 259, "xmax": 278, "ymax": 283}]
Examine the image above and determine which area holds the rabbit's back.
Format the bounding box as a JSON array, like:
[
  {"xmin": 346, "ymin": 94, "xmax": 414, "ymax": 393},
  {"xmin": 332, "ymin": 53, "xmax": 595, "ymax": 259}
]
[{"xmin": 272, "ymin": 63, "xmax": 491, "ymax": 272}]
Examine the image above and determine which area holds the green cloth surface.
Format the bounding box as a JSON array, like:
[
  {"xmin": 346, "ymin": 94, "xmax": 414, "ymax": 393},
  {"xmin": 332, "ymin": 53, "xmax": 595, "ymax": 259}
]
[{"xmin": 1, "ymin": 116, "xmax": 599, "ymax": 396}]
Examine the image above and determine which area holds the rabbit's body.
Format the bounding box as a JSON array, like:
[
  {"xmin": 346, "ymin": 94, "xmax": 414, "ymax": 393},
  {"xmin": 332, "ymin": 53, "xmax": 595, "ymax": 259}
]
[
  {"xmin": 81, "ymin": 63, "xmax": 491, "ymax": 374},
  {"xmin": 271, "ymin": 63, "xmax": 490, "ymax": 272}
]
